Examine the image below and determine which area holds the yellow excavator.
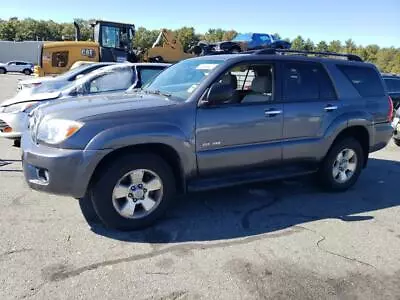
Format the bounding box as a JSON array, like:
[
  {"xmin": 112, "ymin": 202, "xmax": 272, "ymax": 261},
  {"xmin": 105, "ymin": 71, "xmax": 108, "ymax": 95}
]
[
  {"xmin": 34, "ymin": 20, "xmax": 136, "ymax": 76},
  {"xmin": 138, "ymin": 29, "xmax": 198, "ymax": 63},
  {"xmin": 35, "ymin": 24, "xmax": 199, "ymax": 77}
]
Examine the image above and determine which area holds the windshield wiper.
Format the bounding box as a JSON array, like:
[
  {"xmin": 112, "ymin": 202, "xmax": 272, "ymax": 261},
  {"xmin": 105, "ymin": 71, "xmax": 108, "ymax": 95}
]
[{"xmin": 143, "ymin": 89, "xmax": 172, "ymax": 98}]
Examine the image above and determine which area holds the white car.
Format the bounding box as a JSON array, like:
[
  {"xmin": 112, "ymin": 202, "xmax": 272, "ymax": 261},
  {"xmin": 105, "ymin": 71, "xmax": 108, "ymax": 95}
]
[
  {"xmin": 0, "ymin": 61, "xmax": 34, "ymax": 75},
  {"xmin": 0, "ymin": 62, "xmax": 170, "ymax": 142},
  {"xmin": 16, "ymin": 62, "xmax": 115, "ymax": 97}
]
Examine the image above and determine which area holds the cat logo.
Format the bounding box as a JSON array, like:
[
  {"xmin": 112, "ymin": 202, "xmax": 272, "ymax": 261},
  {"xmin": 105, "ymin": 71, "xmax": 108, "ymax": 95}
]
[{"xmin": 81, "ymin": 48, "xmax": 96, "ymax": 58}]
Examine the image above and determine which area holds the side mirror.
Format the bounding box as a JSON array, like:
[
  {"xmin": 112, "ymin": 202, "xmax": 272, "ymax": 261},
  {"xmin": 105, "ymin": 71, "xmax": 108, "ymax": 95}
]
[{"xmin": 204, "ymin": 82, "xmax": 234, "ymax": 106}]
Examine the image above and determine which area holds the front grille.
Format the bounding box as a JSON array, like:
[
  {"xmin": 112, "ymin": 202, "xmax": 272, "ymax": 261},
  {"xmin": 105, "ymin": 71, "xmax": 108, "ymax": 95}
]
[{"xmin": 0, "ymin": 119, "xmax": 9, "ymax": 131}]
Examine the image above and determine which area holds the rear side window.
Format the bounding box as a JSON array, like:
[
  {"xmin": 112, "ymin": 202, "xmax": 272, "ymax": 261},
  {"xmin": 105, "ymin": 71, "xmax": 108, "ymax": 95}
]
[
  {"xmin": 283, "ymin": 62, "xmax": 336, "ymax": 101},
  {"xmin": 384, "ymin": 78, "xmax": 400, "ymax": 93},
  {"xmin": 337, "ymin": 65, "xmax": 385, "ymax": 97}
]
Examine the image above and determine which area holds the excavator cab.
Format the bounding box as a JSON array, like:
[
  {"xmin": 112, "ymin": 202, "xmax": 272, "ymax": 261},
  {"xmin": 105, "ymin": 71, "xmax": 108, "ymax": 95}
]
[
  {"xmin": 92, "ymin": 20, "xmax": 136, "ymax": 63},
  {"xmin": 34, "ymin": 20, "xmax": 135, "ymax": 77}
]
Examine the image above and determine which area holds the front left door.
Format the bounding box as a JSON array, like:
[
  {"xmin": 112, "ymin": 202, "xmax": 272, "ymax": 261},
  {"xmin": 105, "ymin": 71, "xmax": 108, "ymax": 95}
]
[{"xmin": 195, "ymin": 62, "xmax": 283, "ymax": 176}]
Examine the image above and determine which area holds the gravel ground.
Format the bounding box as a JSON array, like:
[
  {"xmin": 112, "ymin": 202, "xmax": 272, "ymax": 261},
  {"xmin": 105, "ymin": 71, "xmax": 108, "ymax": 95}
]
[{"xmin": 1, "ymin": 74, "xmax": 400, "ymax": 300}]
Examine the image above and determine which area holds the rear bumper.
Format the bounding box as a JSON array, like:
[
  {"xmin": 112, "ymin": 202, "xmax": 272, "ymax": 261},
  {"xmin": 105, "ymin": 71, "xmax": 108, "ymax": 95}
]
[
  {"xmin": 0, "ymin": 112, "xmax": 28, "ymax": 139},
  {"xmin": 22, "ymin": 135, "xmax": 111, "ymax": 198},
  {"xmin": 369, "ymin": 122, "xmax": 393, "ymax": 152}
]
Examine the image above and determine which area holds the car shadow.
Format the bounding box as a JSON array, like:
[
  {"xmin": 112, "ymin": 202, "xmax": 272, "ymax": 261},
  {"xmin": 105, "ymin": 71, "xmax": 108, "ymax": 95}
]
[{"xmin": 91, "ymin": 157, "xmax": 400, "ymax": 243}]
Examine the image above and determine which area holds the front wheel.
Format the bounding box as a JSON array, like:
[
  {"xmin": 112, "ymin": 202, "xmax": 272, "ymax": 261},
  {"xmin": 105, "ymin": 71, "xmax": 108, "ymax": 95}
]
[
  {"xmin": 90, "ymin": 154, "xmax": 176, "ymax": 231},
  {"xmin": 0, "ymin": 68, "xmax": 6, "ymax": 74},
  {"xmin": 394, "ymin": 139, "xmax": 400, "ymax": 147},
  {"xmin": 318, "ymin": 138, "xmax": 364, "ymax": 192}
]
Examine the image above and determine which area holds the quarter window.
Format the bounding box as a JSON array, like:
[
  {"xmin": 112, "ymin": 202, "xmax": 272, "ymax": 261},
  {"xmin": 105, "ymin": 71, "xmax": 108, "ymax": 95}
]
[
  {"xmin": 337, "ymin": 65, "xmax": 385, "ymax": 97},
  {"xmin": 139, "ymin": 68, "xmax": 164, "ymax": 86},
  {"xmin": 283, "ymin": 62, "xmax": 336, "ymax": 101}
]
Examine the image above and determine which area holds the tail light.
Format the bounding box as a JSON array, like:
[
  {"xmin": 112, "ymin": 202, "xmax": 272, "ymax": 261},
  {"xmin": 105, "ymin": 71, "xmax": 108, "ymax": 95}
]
[{"xmin": 388, "ymin": 96, "xmax": 394, "ymax": 121}]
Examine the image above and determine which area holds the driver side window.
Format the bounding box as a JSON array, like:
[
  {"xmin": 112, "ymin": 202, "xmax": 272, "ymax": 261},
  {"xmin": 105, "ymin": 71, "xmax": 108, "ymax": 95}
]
[{"xmin": 213, "ymin": 63, "xmax": 275, "ymax": 105}]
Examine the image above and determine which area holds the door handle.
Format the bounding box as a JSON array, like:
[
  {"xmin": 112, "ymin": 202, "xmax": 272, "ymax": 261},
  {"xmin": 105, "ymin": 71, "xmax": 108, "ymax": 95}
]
[
  {"xmin": 324, "ymin": 105, "xmax": 338, "ymax": 112},
  {"xmin": 264, "ymin": 109, "xmax": 282, "ymax": 117}
]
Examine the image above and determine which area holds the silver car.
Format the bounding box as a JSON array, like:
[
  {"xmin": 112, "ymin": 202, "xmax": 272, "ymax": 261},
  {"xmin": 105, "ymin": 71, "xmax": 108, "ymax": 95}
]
[
  {"xmin": 16, "ymin": 62, "xmax": 115, "ymax": 96},
  {"xmin": 0, "ymin": 61, "xmax": 34, "ymax": 75},
  {"xmin": 0, "ymin": 62, "xmax": 170, "ymax": 142}
]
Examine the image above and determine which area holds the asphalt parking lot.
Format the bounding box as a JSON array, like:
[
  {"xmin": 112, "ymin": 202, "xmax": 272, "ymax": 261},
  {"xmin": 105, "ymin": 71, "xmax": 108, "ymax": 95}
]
[{"xmin": 1, "ymin": 74, "xmax": 400, "ymax": 300}]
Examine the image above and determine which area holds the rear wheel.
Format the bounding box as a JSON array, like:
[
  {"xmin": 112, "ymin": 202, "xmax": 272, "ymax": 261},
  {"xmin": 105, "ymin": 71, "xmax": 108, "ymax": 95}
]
[
  {"xmin": 0, "ymin": 68, "xmax": 6, "ymax": 74},
  {"xmin": 90, "ymin": 154, "xmax": 176, "ymax": 231},
  {"xmin": 23, "ymin": 69, "xmax": 32, "ymax": 75},
  {"xmin": 318, "ymin": 138, "xmax": 364, "ymax": 191}
]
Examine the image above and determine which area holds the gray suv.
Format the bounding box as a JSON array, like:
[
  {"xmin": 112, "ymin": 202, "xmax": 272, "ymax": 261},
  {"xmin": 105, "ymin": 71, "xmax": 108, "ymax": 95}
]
[{"xmin": 22, "ymin": 50, "xmax": 393, "ymax": 230}]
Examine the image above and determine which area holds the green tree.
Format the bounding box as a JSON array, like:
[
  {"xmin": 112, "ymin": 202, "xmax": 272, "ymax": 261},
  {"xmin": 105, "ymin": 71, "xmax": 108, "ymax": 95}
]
[
  {"xmin": 316, "ymin": 41, "xmax": 329, "ymax": 52},
  {"xmin": 345, "ymin": 38, "xmax": 356, "ymax": 53},
  {"xmin": 133, "ymin": 27, "xmax": 159, "ymax": 49},
  {"xmin": 203, "ymin": 28, "xmax": 225, "ymax": 42},
  {"xmin": 174, "ymin": 27, "xmax": 198, "ymax": 50},
  {"xmin": 304, "ymin": 38, "xmax": 315, "ymax": 51},
  {"xmin": 328, "ymin": 40, "xmax": 342, "ymax": 53},
  {"xmin": 291, "ymin": 35, "xmax": 305, "ymax": 50}
]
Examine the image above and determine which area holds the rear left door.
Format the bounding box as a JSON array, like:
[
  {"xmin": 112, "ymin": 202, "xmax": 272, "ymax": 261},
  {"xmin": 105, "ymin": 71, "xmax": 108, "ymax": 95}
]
[{"xmin": 281, "ymin": 61, "xmax": 340, "ymax": 163}]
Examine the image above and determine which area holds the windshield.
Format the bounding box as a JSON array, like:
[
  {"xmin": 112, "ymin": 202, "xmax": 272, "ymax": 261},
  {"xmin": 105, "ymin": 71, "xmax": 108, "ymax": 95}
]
[
  {"xmin": 232, "ymin": 33, "xmax": 252, "ymax": 42},
  {"xmin": 142, "ymin": 59, "xmax": 225, "ymax": 100}
]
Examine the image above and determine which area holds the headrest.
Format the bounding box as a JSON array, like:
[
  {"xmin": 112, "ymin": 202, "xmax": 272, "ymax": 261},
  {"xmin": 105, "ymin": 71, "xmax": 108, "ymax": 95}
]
[
  {"xmin": 220, "ymin": 74, "xmax": 237, "ymax": 90},
  {"xmin": 251, "ymin": 76, "xmax": 272, "ymax": 93}
]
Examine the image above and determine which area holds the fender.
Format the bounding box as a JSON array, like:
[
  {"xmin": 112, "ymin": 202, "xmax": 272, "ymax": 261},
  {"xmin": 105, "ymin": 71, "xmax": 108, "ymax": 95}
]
[
  {"xmin": 319, "ymin": 111, "xmax": 373, "ymax": 159},
  {"xmin": 85, "ymin": 121, "xmax": 197, "ymax": 179}
]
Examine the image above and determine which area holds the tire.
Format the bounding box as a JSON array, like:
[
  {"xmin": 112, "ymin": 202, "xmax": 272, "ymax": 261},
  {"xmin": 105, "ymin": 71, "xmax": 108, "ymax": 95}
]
[
  {"xmin": 394, "ymin": 139, "xmax": 400, "ymax": 147},
  {"xmin": 23, "ymin": 69, "xmax": 32, "ymax": 75},
  {"xmin": 0, "ymin": 68, "xmax": 6, "ymax": 74},
  {"xmin": 90, "ymin": 154, "xmax": 176, "ymax": 231},
  {"xmin": 318, "ymin": 138, "xmax": 364, "ymax": 192},
  {"xmin": 78, "ymin": 192, "xmax": 101, "ymax": 225}
]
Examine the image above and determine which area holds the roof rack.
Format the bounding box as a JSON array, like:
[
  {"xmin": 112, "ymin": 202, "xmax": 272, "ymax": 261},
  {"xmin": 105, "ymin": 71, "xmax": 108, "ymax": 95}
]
[{"xmin": 246, "ymin": 48, "xmax": 363, "ymax": 62}]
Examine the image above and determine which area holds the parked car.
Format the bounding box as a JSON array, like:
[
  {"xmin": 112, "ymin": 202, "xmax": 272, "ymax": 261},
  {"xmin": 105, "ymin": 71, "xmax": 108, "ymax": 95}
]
[
  {"xmin": 382, "ymin": 73, "xmax": 400, "ymax": 113},
  {"xmin": 16, "ymin": 62, "xmax": 115, "ymax": 96},
  {"xmin": 22, "ymin": 49, "xmax": 393, "ymax": 231},
  {"xmin": 0, "ymin": 62, "xmax": 169, "ymax": 142},
  {"xmin": 0, "ymin": 61, "xmax": 34, "ymax": 75},
  {"xmin": 214, "ymin": 33, "xmax": 291, "ymax": 54}
]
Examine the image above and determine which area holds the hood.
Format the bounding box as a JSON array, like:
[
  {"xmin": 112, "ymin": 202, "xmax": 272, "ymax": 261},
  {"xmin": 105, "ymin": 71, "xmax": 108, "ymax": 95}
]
[
  {"xmin": 0, "ymin": 62, "xmax": 6, "ymax": 67},
  {"xmin": 1, "ymin": 91, "xmax": 61, "ymax": 107},
  {"xmin": 19, "ymin": 76, "xmax": 57, "ymax": 85},
  {"xmin": 35, "ymin": 92, "xmax": 176, "ymax": 121}
]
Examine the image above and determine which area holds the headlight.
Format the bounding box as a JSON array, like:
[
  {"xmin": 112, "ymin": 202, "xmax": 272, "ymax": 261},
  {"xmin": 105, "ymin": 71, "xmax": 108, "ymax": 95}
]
[
  {"xmin": 2, "ymin": 101, "xmax": 39, "ymax": 114},
  {"xmin": 37, "ymin": 119, "xmax": 84, "ymax": 144}
]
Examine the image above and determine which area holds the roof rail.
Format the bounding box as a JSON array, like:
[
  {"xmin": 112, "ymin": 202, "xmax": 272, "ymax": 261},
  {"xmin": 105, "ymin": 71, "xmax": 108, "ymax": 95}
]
[{"xmin": 253, "ymin": 48, "xmax": 363, "ymax": 62}]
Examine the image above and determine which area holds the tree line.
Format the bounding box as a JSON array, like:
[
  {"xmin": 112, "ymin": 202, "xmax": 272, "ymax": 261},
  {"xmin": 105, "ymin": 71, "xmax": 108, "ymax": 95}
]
[{"xmin": 0, "ymin": 18, "xmax": 399, "ymax": 73}]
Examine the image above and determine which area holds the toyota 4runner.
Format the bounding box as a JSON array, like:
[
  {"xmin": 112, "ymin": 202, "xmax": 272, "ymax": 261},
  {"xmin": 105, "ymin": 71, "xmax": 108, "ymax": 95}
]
[{"xmin": 22, "ymin": 49, "xmax": 394, "ymax": 230}]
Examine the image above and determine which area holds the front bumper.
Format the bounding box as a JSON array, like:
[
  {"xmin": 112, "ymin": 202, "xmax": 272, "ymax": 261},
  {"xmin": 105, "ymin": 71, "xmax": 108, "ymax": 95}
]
[
  {"xmin": 0, "ymin": 111, "xmax": 28, "ymax": 139},
  {"xmin": 22, "ymin": 135, "xmax": 111, "ymax": 198}
]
